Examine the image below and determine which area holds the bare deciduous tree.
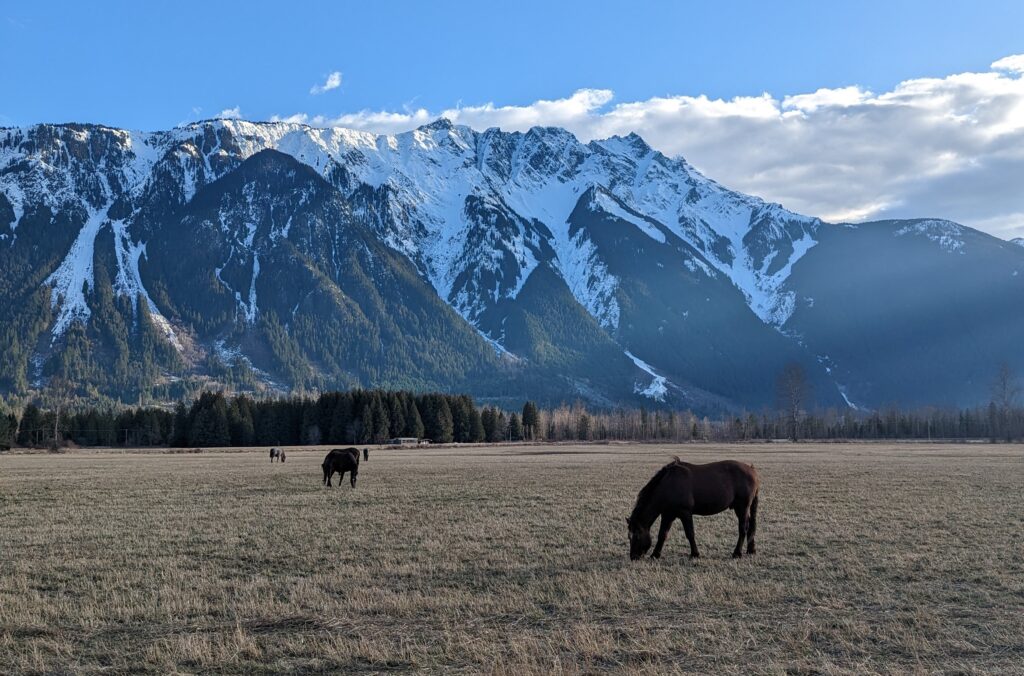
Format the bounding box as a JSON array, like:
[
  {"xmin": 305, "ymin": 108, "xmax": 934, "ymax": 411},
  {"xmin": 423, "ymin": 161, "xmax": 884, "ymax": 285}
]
[
  {"xmin": 48, "ymin": 376, "xmax": 74, "ymax": 450},
  {"xmin": 990, "ymin": 362, "xmax": 1020, "ymax": 442},
  {"xmin": 777, "ymin": 363, "xmax": 808, "ymax": 441}
]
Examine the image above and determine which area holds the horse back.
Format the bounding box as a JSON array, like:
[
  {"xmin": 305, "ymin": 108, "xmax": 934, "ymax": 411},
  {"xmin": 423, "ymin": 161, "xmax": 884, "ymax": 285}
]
[
  {"xmin": 671, "ymin": 460, "xmax": 758, "ymax": 515},
  {"xmin": 324, "ymin": 447, "xmax": 360, "ymax": 470}
]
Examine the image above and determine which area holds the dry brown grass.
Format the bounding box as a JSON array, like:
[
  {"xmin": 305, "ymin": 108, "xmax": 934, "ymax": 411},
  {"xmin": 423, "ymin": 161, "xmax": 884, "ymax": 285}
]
[{"xmin": 1, "ymin": 443, "xmax": 1023, "ymax": 674}]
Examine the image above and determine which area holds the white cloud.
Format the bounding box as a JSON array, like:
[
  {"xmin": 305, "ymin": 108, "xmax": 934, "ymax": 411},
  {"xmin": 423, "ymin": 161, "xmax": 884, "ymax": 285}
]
[
  {"xmin": 310, "ymin": 71, "xmax": 342, "ymax": 95},
  {"xmin": 217, "ymin": 106, "xmax": 242, "ymax": 119},
  {"xmin": 992, "ymin": 54, "xmax": 1024, "ymax": 74},
  {"xmin": 277, "ymin": 54, "xmax": 1024, "ymax": 238},
  {"xmin": 270, "ymin": 112, "xmax": 309, "ymax": 124}
]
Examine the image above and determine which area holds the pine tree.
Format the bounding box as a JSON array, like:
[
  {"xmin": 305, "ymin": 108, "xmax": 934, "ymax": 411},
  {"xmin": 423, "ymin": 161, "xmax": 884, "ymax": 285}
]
[
  {"xmin": 451, "ymin": 396, "xmax": 471, "ymax": 442},
  {"xmin": 576, "ymin": 412, "xmax": 591, "ymax": 440},
  {"xmin": 491, "ymin": 410, "xmax": 507, "ymax": 443},
  {"xmin": 405, "ymin": 398, "xmax": 425, "ymax": 439},
  {"xmin": 329, "ymin": 393, "xmax": 353, "ymax": 443},
  {"xmin": 480, "ymin": 407, "xmax": 493, "ymax": 441},
  {"xmin": 521, "ymin": 401, "xmax": 539, "ymax": 440},
  {"xmin": 469, "ymin": 406, "xmax": 485, "ymax": 442},
  {"xmin": 388, "ymin": 393, "xmax": 406, "ymax": 438},
  {"xmin": 189, "ymin": 392, "xmax": 231, "ymax": 446},
  {"xmin": 301, "ymin": 402, "xmax": 321, "ymax": 445},
  {"xmin": 508, "ymin": 412, "xmax": 523, "ymax": 441},
  {"xmin": 17, "ymin": 404, "xmax": 42, "ymax": 446},
  {"xmin": 358, "ymin": 404, "xmax": 373, "ymax": 444},
  {"xmin": 228, "ymin": 397, "xmax": 255, "ymax": 446},
  {"xmin": 370, "ymin": 394, "xmax": 390, "ymax": 443},
  {"xmin": 427, "ymin": 396, "xmax": 454, "ymax": 443},
  {"xmin": 0, "ymin": 412, "xmax": 14, "ymax": 449}
]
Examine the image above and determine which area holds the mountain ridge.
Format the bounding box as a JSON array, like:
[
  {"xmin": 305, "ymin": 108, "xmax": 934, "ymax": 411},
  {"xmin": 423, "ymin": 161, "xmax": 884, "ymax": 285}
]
[{"xmin": 2, "ymin": 119, "xmax": 1022, "ymax": 410}]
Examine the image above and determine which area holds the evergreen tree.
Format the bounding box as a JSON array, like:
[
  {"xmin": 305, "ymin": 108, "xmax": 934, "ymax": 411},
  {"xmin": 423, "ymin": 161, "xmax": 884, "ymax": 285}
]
[
  {"xmin": 370, "ymin": 394, "xmax": 390, "ymax": 443},
  {"xmin": 228, "ymin": 397, "xmax": 255, "ymax": 446},
  {"xmin": 493, "ymin": 410, "xmax": 507, "ymax": 443},
  {"xmin": 329, "ymin": 393, "xmax": 353, "ymax": 443},
  {"xmin": 481, "ymin": 407, "xmax": 496, "ymax": 442},
  {"xmin": 424, "ymin": 396, "xmax": 454, "ymax": 443},
  {"xmin": 358, "ymin": 404, "xmax": 373, "ymax": 444},
  {"xmin": 521, "ymin": 401, "xmax": 540, "ymax": 440},
  {"xmin": 388, "ymin": 393, "xmax": 406, "ymax": 438},
  {"xmin": 301, "ymin": 402, "xmax": 322, "ymax": 445},
  {"xmin": 189, "ymin": 392, "xmax": 230, "ymax": 446},
  {"xmin": 468, "ymin": 406, "xmax": 485, "ymax": 442},
  {"xmin": 404, "ymin": 398, "xmax": 425, "ymax": 438},
  {"xmin": 508, "ymin": 412, "xmax": 523, "ymax": 441},
  {"xmin": 576, "ymin": 411, "xmax": 591, "ymax": 440},
  {"xmin": 451, "ymin": 396, "xmax": 471, "ymax": 442},
  {"xmin": 0, "ymin": 412, "xmax": 15, "ymax": 449},
  {"xmin": 17, "ymin": 403, "xmax": 42, "ymax": 446}
]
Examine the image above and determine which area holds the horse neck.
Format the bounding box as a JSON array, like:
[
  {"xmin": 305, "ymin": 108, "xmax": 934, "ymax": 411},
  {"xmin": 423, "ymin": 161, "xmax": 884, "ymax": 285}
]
[{"xmin": 629, "ymin": 493, "xmax": 661, "ymax": 530}]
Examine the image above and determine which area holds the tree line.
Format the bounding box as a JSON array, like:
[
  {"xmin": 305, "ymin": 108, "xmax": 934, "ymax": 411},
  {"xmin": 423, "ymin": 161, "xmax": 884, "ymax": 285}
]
[
  {"xmin": 3, "ymin": 363, "xmax": 1024, "ymax": 448},
  {"xmin": 5, "ymin": 389, "xmax": 1024, "ymax": 450},
  {"xmin": 0, "ymin": 389, "xmax": 533, "ymax": 449}
]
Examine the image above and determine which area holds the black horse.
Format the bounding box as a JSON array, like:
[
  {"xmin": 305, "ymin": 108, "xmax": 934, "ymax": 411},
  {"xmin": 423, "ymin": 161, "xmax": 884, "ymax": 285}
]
[
  {"xmin": 322, "ymin": 448, "xmax": 360, "ymax": 487},
  {"xmin": 269, "ymin": 447, "xmax": 286, "ymax": 463},
  {"xmin": 628, "ymin": 457, "xmax": 760, "ymax": 560},
  {"xmin": 363, "ymin": 447, "xmax": 369, "ymax": 461}
]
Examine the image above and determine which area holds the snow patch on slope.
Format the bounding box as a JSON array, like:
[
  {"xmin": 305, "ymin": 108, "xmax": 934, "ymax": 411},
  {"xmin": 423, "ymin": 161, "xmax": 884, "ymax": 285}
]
[
  {"xmin": 895, "ymin": 219, "xmax": 965, "ymax": 253},
  {"xmin": 625, "ymin": 350, "xmax": 669, "ymax": 401},
  {"xmin": 110, "ymin": 219, "xmax": 182, "ymax": 350},
  {"xmin": 590, "ymin": 190, "xmax": 666, "ymax": 243},
  {"xmin": 44, "ymin": 204, "xmax": 110, "ymax": 338},
  {"xmin": 556, "ymin": 230, "xmax": 620, "ymax": 330}
]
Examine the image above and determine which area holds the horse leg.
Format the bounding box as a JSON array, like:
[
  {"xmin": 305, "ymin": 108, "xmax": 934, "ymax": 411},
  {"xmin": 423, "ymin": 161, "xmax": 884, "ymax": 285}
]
[
  {"xmin": 732, "ymin": 506, "xmax": 749, "ymax": 558},
  {"xmin": 682, "ymin": 512, "xmax": 699, "ymax": 558},
  {"xmin": 651, "ymin": 515, "xmax": 673, "ymax": 559},
  {"xmin": 747, "ymin": 494, "xmax": 758, "ymax": 554}
]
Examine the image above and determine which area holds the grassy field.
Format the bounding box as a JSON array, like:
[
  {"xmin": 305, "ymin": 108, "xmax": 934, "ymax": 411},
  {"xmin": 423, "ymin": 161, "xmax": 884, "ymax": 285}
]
[{"xmin": 1, "ymin": 443, "xmax": 1022, "ymax": 674}]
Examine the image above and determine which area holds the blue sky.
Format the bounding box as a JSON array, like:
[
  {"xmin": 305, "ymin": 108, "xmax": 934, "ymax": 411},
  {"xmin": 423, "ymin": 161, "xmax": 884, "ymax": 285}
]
[
  {"xmin": 3, "ymin": 1, "xmax": 1024, "ymax": 235},
  {"xmin": 2, "ymin": 0, "xmax": 1022, "ymax": 129}
]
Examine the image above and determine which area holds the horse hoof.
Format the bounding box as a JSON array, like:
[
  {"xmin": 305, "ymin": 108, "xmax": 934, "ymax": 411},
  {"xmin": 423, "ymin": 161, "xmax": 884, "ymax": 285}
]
[
  {"xmin": 689, "ymin": 553, "xmax": 700, "ymax": 559},
  {"xmin": 732, "ymin": 552, "xmax": 743, "ymax": 559}
]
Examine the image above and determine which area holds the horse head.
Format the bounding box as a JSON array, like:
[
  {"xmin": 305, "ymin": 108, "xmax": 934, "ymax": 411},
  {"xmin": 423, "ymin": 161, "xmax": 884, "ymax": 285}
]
[{"xmin": 627, "ymin": 517, "xmax": 652, "ymax": 560}]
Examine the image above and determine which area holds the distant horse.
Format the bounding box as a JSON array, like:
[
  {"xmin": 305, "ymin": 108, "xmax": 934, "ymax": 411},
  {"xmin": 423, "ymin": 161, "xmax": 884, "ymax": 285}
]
[
  {"xmin": 627, "ymin": 457, "xmax": 759, "ymax": 560},
  {"xmin": 270, "ymin": 447, "xmax": 286, "ymax": 463},
  {"xmin": 363, "ymin": 447, "xmax": 369, "ymax": 461},
  {"xmin": 322, "ymin": 448, "xmax": 360, "ymax": 487}
]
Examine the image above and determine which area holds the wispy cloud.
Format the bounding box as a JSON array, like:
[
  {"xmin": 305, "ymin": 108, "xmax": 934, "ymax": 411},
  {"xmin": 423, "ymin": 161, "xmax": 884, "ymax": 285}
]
[
  {"xmin": 272, "ymin": 55, "xmax": 1024, "ymax": 238},
  {"xmin": 310, "ymin": 71, "xmax": 342, "ymax": 95},
  {"xmin": 217, "ymin": 106, "xmax": 242, "ymax": 119}
]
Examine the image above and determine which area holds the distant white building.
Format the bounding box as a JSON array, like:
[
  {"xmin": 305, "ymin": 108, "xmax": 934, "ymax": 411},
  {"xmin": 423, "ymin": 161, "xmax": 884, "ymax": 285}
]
[{"xmin": 386, "ymin": 437, "xmax": 421, "ymax": 446}]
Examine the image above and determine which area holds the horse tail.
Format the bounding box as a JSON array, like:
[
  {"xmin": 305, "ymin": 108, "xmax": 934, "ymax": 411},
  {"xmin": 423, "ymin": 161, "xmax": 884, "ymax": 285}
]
[{"xmin": 747, "ymin": 491, "xmax": 759, "ymax": 554}]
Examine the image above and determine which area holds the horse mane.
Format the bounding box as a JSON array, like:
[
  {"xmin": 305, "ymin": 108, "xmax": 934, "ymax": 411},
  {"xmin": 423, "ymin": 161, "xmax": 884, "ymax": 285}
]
[{"xmin": 629, "ymin": 457, "xmax": 685, "ymax": 526}]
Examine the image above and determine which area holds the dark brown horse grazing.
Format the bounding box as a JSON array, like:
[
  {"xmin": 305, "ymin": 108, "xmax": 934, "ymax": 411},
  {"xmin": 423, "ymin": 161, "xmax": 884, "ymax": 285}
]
[
  {"xmin": 322, "ymin": 448, "xmax": 360, "ymax": 487},
  {"xmin": 627, "ymin": 457, "xmax": 759, "ymax": 560},
  {"xmin": 270, "ymin": 447, "xmax": 286, "ymax": 463}
]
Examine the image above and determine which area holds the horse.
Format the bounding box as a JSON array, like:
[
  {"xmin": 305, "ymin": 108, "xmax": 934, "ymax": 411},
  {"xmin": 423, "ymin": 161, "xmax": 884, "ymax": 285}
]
[
  {"xmin": 363, "ymin": 447, "xmax": 369, "ymax": 461},
  {"xmin": 627, "ymin": 457, "xmax": 759, "ymax": 560},
  {"xmin": 322, "ymin": 447, "xmax": 360, "ymax": 487},
  {"xmin": 269, "ymin": 447, "xmax": 286, "ymax": 463}
]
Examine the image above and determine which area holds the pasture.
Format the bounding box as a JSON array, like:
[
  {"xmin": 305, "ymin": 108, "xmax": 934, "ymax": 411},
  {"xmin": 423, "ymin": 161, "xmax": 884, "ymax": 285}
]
[{"xmin": 1, "ymin": 443, "xmax": 1022, "ymax": 674}]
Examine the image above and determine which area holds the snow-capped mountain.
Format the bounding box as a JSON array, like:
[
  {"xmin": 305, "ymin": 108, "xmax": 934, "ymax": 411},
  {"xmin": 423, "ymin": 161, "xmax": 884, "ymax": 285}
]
[{"xmin": 2, "ymin": 119, "xmax": 1023, "ymax": 410}]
